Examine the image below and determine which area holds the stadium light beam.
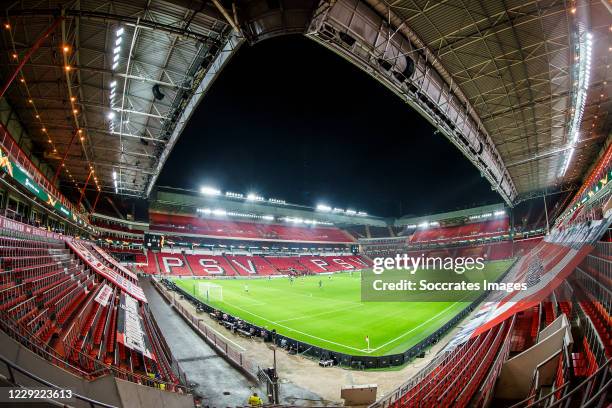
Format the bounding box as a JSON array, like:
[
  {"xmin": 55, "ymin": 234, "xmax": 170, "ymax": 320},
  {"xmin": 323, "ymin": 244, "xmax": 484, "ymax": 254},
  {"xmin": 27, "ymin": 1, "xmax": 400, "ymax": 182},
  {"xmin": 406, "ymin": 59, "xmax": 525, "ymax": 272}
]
[
  {"xmin": 246, "ymin": 193, "xmax": 264, "ymax": 201},
  {"xmin": 316, "ymin": 204, "xmax": 331, "ymax": 212},
  {"xmin": 200, "ymin": 186, "xmax": 221, "ymax": 196}
]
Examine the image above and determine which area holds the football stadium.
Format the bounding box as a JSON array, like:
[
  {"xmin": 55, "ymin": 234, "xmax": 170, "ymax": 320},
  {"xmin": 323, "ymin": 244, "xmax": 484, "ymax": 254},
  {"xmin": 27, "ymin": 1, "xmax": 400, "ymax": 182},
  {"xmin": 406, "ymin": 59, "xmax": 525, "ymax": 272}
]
[{"xmin": 0, "ymin": 0, "xmax": 610, "ymax": 407}]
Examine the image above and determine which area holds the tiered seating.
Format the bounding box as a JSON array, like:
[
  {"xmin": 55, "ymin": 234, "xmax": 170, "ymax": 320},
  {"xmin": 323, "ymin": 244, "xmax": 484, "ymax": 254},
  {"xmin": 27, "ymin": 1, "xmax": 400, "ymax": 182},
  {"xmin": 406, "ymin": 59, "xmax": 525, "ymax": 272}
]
[
  {"xmin": 135, "ymin": 253, "xmax": 147, "ymax": 264},
  {"xmin": 296, "ymin": 256, "xmax": 335, "ymax": 273},
  {"xmin": 572, "ymin": 338, "xmax": 599, "ymax": 377},
  {"xmin": 140, "ymin": 250, "xmax": 159, "ymax": 274},
  {"xmin": 265, "ymin": 256, "xmax": 309, "ymax": 273},
  {"xmin": 509, "ymin": 307, "xmax": 538, "ymax": 353},
  {"xmin": 390, "ymin": 321, "xmax": 509, "ymax": 407},
  {"xmin": 369, "ymin": 226, "xmax": 391, "ymax": 238},
  {"xmin": 161, "ymin": 253, "xmax": 373, "ymax": 276},
  {"xmin": 410, "ymin": 218, "xmax": 509, "ymax": 244},
  {"xmin": 345, "ymin": 225, "xmax": 367, "ymax": 239},
  {"xmin": 225, "ymin": 255, "xmax": 278, "ymax": 275},
  {"xmin": 321, "ymin": 256, "xmax": 366, "ymax": 271},
  {"xmin": 579, "ymin": 300, "xmax": 612, "ymax": 357},
  {"xmin": 149, "ymin": 213, "xmax": 355, "ymax": 243},
  {"xmin": 0, "ymin": 225, "xmax": 185, "ymax": 393},
  {"xmin": 558, "ymin": 301, "xmax": 572, "ymax": 316},
  {"xmin": 155, "ymin": 252, "xmax": 191, "ymax": 276},
  {"xmin": 361, "ymin": 237, "xmax": 524, "ymax": 260},
  {"xmin": 543, "ymin": 302, "xmax": 556, "ymax": 327},
  {"xmin": 185, "ymin": 254, "xmax": 236, "ymax": 276},
  {"xmin": 488, "ymin": 241, "xmax": 513, "ymax": 260}
]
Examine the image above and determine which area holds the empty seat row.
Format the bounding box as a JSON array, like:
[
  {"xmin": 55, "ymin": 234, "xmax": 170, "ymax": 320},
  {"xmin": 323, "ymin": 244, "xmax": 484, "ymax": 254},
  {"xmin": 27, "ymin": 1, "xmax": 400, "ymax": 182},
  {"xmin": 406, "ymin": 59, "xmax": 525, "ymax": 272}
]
[{"xmin": 152, "ymin": 253, "xmax": 371, "ymax": 276}]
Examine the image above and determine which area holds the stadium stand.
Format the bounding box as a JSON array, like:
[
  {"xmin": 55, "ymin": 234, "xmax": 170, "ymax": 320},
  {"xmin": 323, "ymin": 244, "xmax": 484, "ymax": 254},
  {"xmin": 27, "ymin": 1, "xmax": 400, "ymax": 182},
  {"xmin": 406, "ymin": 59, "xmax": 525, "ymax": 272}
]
[
  {"xmin": 0, "ymin": 216, "xmax": 188, "ymax": 399},
  {"xmin": 149, "ymin": 212, "xmax": 355, "ymax": 243},
  {"xmin": 142, "ymin": 252, "xmax": 372, "ymax": 276},
  {"xmin": 185, "ymin": 254, "xmax": 237, "ymax": 276},
  {"xmin": 156, "ymin": 252, "xmax": 192, "ymax": 276},
  {"xmin": 225, "ymin": 255, "xmax": 278, "ymax": 275},
  {"xmin": 409, "ymin": 218, "xmax": 510, "ymax": 244}
]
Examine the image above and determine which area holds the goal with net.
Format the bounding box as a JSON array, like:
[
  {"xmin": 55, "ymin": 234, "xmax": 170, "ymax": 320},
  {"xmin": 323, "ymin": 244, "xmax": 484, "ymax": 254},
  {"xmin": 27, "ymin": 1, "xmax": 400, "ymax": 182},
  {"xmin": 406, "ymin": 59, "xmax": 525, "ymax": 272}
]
[{"xmin": 196, "ymin": 282, "xmax": 223, "ymax": 303}]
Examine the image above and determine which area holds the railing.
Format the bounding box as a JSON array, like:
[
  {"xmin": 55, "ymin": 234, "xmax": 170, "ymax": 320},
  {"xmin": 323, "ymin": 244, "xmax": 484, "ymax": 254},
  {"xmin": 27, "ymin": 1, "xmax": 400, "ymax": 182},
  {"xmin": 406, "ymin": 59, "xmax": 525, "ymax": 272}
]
[
  {"xmin": 472, "ymin": 314, "xmax": 516, "ymax": 407},
  {"xmin": 151, "ymin": 278, "xmax": 260, "ymax": 378},
  {"xmin": 0, "ymin": 314, "xmax": 188, "ymax": 393},
  {"xmin": 0, "ymin": 291, "xmax": 189, "ymax": 393},
  {"xmin": 144, "ymin": 307, "xmax": 189, "ymax": 385},
  {"xmin": 509, "ymin": 358, "xmax": 611, "ymax": 407},
  {"xmin": 0, "ymin": 353, "xmax": 117, "ymax": 408}
]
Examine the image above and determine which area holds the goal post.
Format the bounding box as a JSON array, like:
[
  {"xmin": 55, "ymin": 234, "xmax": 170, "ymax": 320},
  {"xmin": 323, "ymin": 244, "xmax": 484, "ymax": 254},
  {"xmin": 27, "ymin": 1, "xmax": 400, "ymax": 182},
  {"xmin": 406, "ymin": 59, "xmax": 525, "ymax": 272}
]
[{"xmin": 196, "ymin": 282, "xmax": 223, "ymax": 303}]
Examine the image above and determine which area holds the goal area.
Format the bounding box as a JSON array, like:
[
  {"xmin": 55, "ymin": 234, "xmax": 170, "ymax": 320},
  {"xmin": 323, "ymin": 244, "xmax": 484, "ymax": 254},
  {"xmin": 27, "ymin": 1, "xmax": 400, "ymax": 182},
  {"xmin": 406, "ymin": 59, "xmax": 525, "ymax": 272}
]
[{"xmin": 196, "ymin": 282, "xmax": 223, "ymax": 302}]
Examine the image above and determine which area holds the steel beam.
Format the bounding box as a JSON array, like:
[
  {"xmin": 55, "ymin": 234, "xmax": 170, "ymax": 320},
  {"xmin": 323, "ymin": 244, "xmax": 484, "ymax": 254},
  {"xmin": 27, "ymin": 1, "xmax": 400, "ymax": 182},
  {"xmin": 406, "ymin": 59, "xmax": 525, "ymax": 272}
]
[
  {"xmin": 77, "ymin": 170, "xmax": 93, "ymax": 207},
  {"xmin": 52, "ymin": 128, "xmax": 78, "ymax": 184},
  {"xmin": 0, "ymin": 16, "xmax": 63, "ymax": 98},
  {"xmin": 6, "ymin": 9, "xmax": 223, "ymax": 45}
]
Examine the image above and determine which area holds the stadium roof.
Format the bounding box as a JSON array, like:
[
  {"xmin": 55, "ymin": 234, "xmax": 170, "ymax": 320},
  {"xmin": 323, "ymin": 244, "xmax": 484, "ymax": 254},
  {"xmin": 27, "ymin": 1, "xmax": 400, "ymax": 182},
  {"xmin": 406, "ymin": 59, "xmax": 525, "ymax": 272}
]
[
  {"xmin": 363, "ymin": 0, "xmax": 611, "ymax": 201},
  {"xmin": 0, "ymin": 0, "xmax": 610, "ymax": 208}
]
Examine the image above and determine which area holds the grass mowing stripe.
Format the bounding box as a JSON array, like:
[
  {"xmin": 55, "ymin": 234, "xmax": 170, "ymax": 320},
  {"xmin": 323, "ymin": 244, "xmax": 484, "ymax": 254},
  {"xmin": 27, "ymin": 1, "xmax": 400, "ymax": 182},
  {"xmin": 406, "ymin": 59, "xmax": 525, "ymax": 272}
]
[
  {"xmin": 219, "ymin": 301, "xmax": 368, "ymax": 352},
  {"xmin": 368, "ymin": 300, "xmax": 463, "ymax": 353},
  {"xmin": 172, "ymin": 260, "xmax": 513, "ymax": 357}
]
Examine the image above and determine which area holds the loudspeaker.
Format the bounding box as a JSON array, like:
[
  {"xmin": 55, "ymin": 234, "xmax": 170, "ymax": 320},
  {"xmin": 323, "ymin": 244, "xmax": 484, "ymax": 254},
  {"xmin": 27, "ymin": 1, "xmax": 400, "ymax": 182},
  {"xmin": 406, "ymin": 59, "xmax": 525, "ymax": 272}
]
[
  {"xmin": 152, "ymin": 84, "xmax": 165, "ymax": 100},
  {"xmin": 338, "ymin": 32, "xmax": 356, "ymax": 46},
  {"xmin": 402, "ymin": 56, "xmax": 415, "ymax": 79},
  {"xmin": 377, "ymin": 58, "xmax": 392, "ymax": 71}
]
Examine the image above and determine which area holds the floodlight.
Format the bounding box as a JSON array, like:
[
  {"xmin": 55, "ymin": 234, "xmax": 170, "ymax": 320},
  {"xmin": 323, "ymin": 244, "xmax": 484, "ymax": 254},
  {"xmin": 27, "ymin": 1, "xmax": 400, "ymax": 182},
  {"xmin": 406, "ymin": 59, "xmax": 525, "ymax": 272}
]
[
  {"xmin": 316, "ymin": 204, "xmax": 331, "ymax": 212},
  {"xmin": 212, "ymin": 209, "xmax": 226, "ymax": 216},
  {"xmin": 113, "ymin": 46, "xmax": 121, "ymax": 54},
  {"xmin": 246, "ymin": 193, "xmax": 263, "ymax": 201},
  {"xmin": 116, "ymin": 28, "xmax": 124, "ymax": 36},
  {"xmin": 200, "ymin": 186, "xmax": 221, "ymax": 196},
  {"xmin": 107, "ymin": 112, "xmax": 115, "ymax": 120}
]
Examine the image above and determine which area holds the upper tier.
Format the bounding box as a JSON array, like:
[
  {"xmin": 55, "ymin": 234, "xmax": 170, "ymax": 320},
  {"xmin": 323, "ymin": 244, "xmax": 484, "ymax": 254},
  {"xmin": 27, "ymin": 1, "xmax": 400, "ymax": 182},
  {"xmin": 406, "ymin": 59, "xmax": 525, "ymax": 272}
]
[
  {"xmin": 149, "ymin": 213, "xmax": 356, "ymax": 243},
  {"xmin": 409, "ymin": 218, "xmax": 510, "ymax": 244}
]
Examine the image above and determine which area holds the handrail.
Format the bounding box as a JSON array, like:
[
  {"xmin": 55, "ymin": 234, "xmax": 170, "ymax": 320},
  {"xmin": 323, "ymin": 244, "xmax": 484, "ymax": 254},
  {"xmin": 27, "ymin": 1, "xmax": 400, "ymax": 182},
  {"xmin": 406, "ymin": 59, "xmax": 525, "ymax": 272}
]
[
  {"xmin": 0, "ymin": 353, "xmax": 117, "ymax": 408},
  {"xmin": 509, "ymin": 357, "xmax": 611, "ymax": 407},
  {"xmin": 0, "ymin": 299, "xmax": 188, "ymax": 393}
]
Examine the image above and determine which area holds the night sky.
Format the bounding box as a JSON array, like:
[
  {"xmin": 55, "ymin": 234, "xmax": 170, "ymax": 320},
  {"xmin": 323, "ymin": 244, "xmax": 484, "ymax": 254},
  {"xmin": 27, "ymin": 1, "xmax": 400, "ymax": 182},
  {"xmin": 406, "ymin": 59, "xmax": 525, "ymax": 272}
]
[{"xmin": 157, "ymin": 36, "xmax": 500, "ymax": 218}]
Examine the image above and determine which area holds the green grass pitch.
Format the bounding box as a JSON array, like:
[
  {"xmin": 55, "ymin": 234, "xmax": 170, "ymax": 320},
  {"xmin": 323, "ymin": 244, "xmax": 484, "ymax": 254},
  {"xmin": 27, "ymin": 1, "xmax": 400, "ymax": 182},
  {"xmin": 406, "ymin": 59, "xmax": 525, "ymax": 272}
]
[{"xmin": 172, "ymin": 260, "xmax": 513, "ymax": 356}]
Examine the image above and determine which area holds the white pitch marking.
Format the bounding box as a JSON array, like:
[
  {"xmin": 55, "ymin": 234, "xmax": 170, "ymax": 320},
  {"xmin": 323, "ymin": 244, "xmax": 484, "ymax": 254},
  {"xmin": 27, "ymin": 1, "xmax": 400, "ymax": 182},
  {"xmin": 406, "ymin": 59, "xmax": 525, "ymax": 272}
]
[
  {"xmin": 225, "ymin": 303, "xmax": 367, "ymax": 353},
  {"xmin": 366, "ymin": 301, "xmax": 464, "ymax": 353}
]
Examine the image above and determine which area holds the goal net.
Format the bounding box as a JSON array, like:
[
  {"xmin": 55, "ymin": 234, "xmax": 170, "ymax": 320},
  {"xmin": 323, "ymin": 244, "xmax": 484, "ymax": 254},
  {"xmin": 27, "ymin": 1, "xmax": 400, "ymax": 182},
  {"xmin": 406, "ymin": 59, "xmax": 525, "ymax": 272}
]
[{"xmin": 196, "ymin": 282, "xmax": 223, "ymax": 303}]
